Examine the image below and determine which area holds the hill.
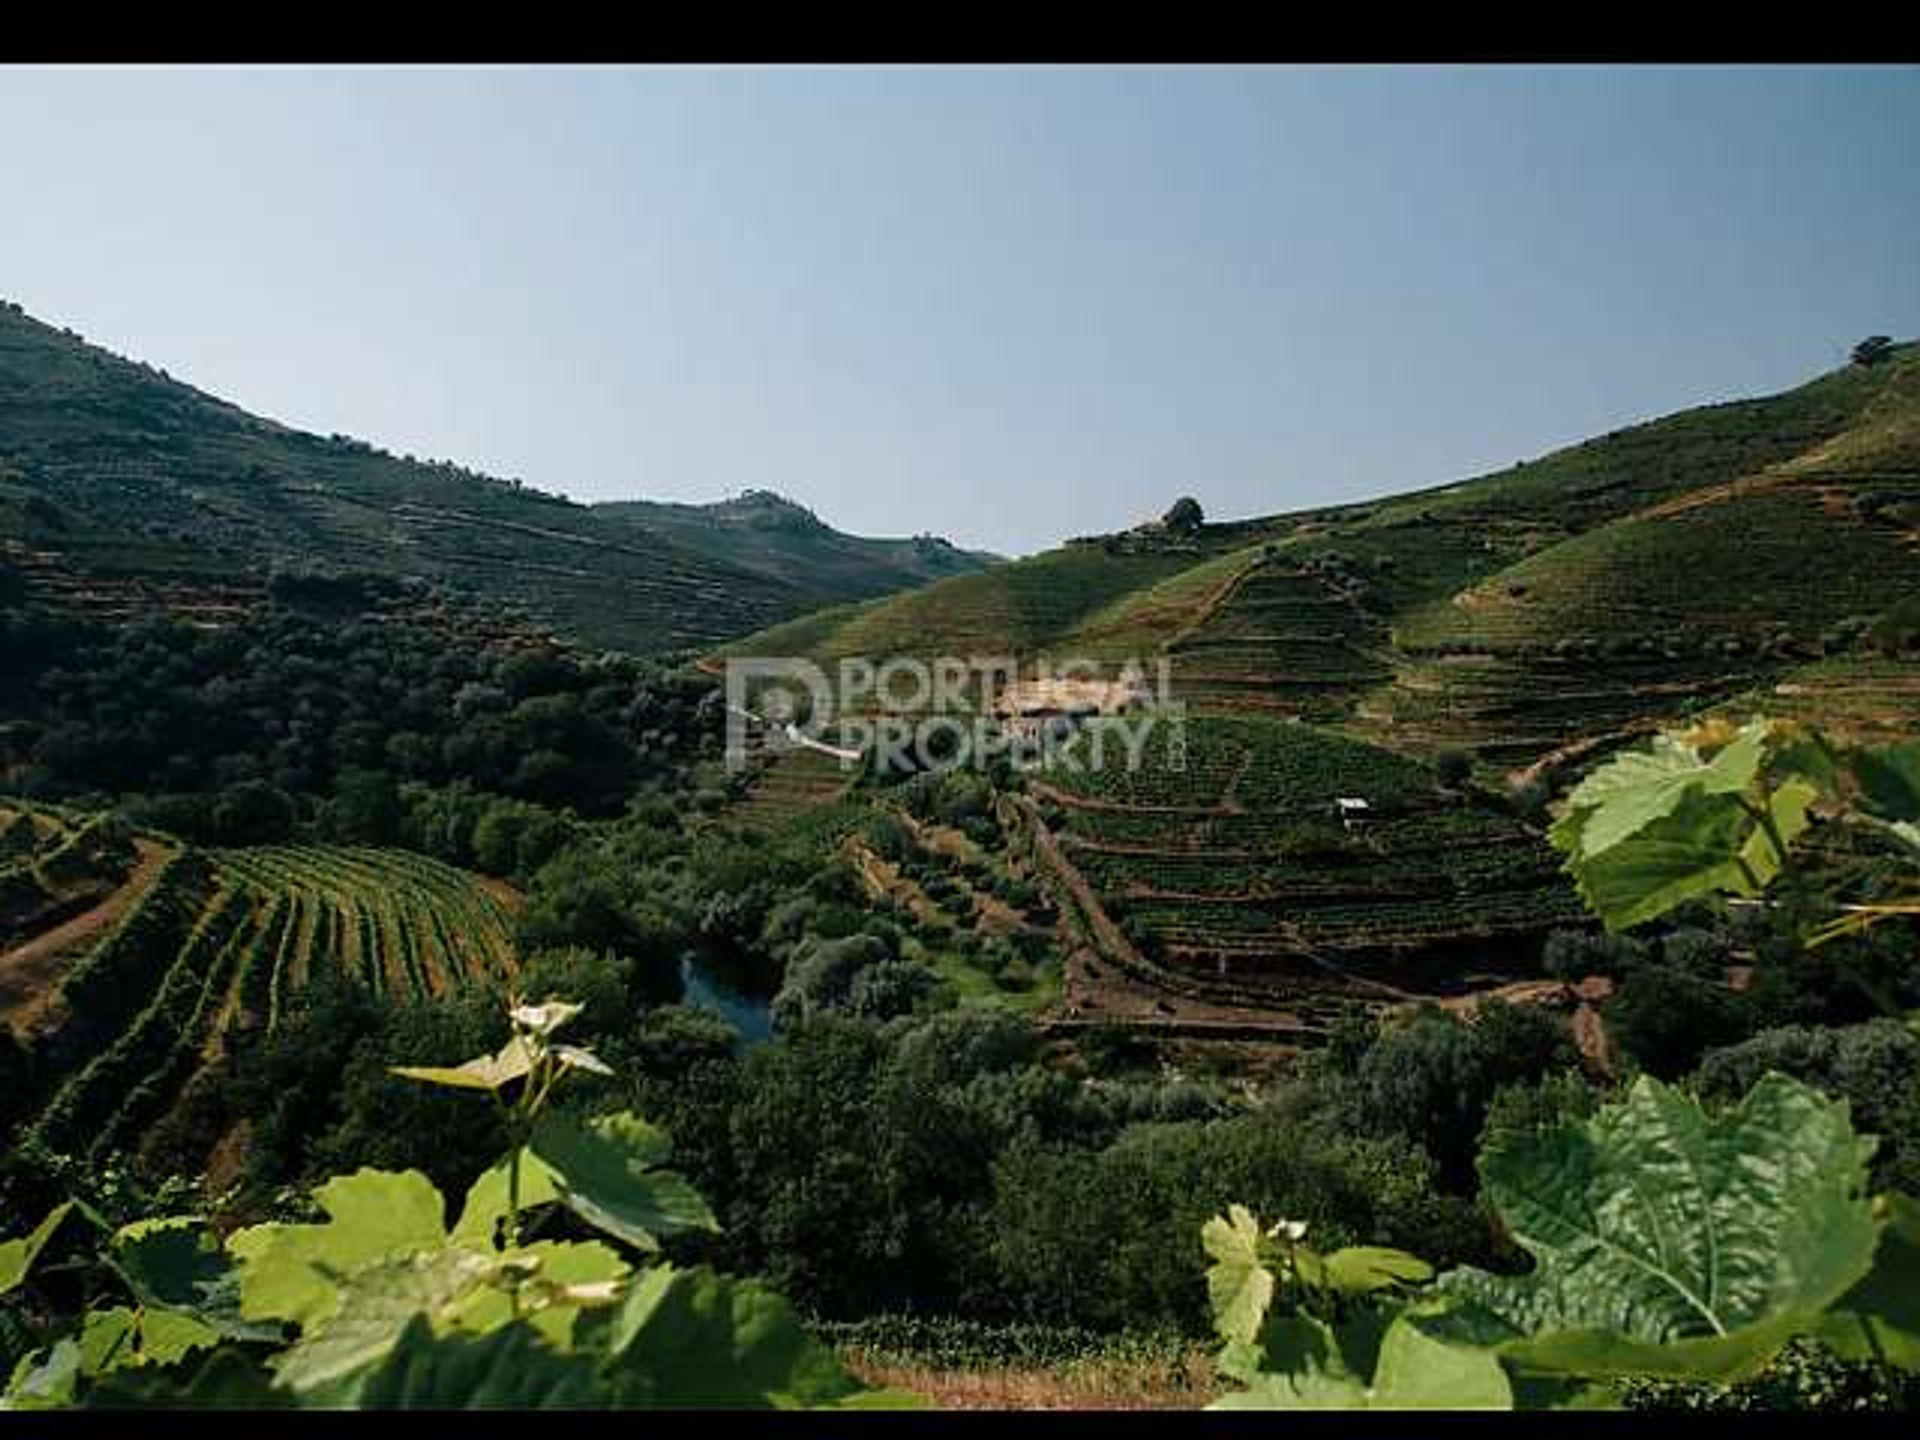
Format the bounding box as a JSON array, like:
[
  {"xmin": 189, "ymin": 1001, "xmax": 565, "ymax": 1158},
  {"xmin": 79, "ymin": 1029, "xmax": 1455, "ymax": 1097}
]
[
  {"xmin": 0, "ymin": 301, "xmax": 990, "ymax": 653},
  {"xmin": 713, "ymin": 344, "xmax": 1920, "ymax": 999},
  {"xmin": 595, "ymin": 489, "xmax": 999, "ymax": 602},
  {"xmin": 722, "ymin": 343, "xmax": 1920, "ymax": 765}
]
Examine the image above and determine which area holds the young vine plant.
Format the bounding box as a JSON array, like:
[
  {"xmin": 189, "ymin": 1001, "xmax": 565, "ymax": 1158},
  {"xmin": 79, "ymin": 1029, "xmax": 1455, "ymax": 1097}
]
[{"xmin": 0, "ymin": 993, "xmax": 911, "ymax": 1410}]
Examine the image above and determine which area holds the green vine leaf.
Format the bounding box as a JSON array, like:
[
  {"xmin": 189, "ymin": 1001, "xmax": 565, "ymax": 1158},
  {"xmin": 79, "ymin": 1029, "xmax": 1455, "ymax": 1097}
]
[
  {"xmin": 450, "ymin": 1149, "xmax": 562, "ymax": 1250},
  {"xmin": 228, "ymin": 1169, "xmax": 450, "ymax": 1330},
  {"xmin": 1201, "ymin": 1205, "xmax": 1275, "ymax": 1345},
  {"xmin": 1851, "ymin": 743, "xmax": 1920, "ymax": 823},
  {"xmin": 390, "ymin": 1034, "xmax": 534, "ymax": 1092},
  {"xmin": 1212, "ymin": 1313, "xmax": 1511, "ymax": 1410},
  {"xmin": 443, "ymin": 1239, "xmax": 629, "ymax": 1349},
  {"xmin": 600, "ymin": 1264, "xmax": 862, "ymax": 1409},
  {"xmin": 1553, "ymin": 722, "xmax": 1769, "ymax": 861},
  {"xmin": 78, "ymin": 1348, "xmax": 290, "ymax": 1410},
  {"xmin": 1318, "ymin": 1247, "xmax": 1435, "ymax": 1297},
  {"xmin": 336, "ymin": 1315, "xmax": 599, "ymax": 1409},
  {"xmin": 529, "ymin": 1111, "xmax": 719, "ymax": 1254},
  {"xmin": 1436, "ymin": 1074, "xmax": 1880, "ymax": 1381},
  {"xmin": 269, "ymin": 1248, "xmax": 497, "ymax": 1398},
  {"xmin": 0, "ymin": 1202, "xmax": 75, "ymax": 1297},
  {"xmin": 1817, "ymin": 1192, "xmax": 1920, "ymax": 1373},
  {"xmin": 3, "ymin": 1338, "xmax": 83, "ymax": 1411}
]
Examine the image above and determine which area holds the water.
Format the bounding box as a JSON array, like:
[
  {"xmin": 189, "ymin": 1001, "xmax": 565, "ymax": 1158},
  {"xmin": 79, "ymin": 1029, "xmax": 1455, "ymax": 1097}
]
[{"xmin": 679, "ymin": 951, "xmax": 775, "ymax": 1046}]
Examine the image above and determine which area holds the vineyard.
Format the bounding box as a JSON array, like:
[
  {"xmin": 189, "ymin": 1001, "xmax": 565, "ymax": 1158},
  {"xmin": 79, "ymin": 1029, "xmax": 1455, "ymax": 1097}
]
[
  {"xmin": 0, "ymin": 801, "xmax": 138, "ymax": 948},
  {"xmin": 1162, "ymin": 559, "xmax": 1389, "ymax": 717},
  {"xmin": 1398, "ymin": 481, "xmax": 1920, "ymax": 656},
  {"xmin": 725, "ymin": 744, "xmax": 859, "ymax": 829},
  {"xmin": 4, "ymin": 822, "xmax": 520, "ymax": 1167},
  {"xmin": 1032, "ymin": 715, "xmax": 1582, "ymax": 1010}
]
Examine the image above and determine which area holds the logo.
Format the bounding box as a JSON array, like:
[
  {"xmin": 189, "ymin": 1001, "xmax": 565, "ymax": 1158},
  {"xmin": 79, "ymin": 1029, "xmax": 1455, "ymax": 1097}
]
[{"xmin": 722, "ymin": 655, "xmax": 1185, "ymax": 779}]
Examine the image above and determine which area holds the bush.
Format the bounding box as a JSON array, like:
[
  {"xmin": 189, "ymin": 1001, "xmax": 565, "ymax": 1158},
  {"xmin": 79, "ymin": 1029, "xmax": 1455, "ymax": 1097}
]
[
  {"xmin": 1541, "ymin": 927, "xmax": 1646, "ymax": 982},
  {"xmin": 1340, "ymin": 1002, "xmax": 1580, "ymax": 1188},
  {"xmin": 987, "ymin": 1114, "xmax": 1481, "ymax": 1333},
  {"xmin": 1603, "ymin": 955, "xmax": 1753, "ymax": 1080}
]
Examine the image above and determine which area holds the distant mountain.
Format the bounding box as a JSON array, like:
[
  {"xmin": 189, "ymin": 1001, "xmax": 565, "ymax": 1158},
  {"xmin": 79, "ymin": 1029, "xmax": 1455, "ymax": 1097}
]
[
  {"xmin": 594, "ymin": 489, "xmax": 998, "ymax": 603},
  {"xmin": 0, "ymin": 302, "xmax": 989, "ymax": 653},
  {"xmin": 724, "ymin": 341, "xmax": 1920, "ymax": 769}
]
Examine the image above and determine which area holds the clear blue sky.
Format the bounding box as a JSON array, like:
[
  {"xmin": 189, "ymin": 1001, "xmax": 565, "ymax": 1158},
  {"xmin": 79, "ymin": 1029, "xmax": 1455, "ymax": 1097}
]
[{"xmin": 2, "ymin": 65, "xmax": 1915, "ymax": 556}]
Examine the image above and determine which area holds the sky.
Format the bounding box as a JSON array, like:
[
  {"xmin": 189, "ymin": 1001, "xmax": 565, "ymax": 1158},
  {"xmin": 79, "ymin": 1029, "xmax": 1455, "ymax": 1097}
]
[{"xmin": 1, "ymin": 65, "xmax": 1915, "ymax": 556}]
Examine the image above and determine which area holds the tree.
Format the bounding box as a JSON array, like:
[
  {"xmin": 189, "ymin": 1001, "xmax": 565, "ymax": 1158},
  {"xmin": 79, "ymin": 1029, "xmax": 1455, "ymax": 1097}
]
[
  {"xmin": 1852, "ymin": 335, "xmax": 1896, "ymax": 368},
  {"xmin": 1163, "ymin": 496, "xmax": 1206, "ymax": 534}
]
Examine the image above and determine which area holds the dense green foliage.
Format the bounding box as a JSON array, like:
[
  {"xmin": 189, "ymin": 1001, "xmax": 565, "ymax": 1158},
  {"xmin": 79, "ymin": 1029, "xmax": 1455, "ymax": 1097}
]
[
  {"xmin": 1202, "ymin": 1074, "xmax": 1920, "ymax": 1410},
  {"xmin": 0, "ymin": 997, "xmax": 888, "ymax": 1410},
  {"xmin": 0, "ymin": 604, "xmax": 720, "ymax": 847}
]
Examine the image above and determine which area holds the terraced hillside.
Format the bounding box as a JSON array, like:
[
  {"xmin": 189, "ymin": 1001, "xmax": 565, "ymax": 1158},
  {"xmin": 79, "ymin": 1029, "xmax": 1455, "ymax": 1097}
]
[
  {"xmin": 2, "ymin": 815, "xmax": 519, "ymax": 1167},
  {"xmin": 1026, "ymin": 715, "xmax": 1581, "ymax": 1021},
  {"xmin": 723, "ymin": 343, "xmax": 1920, "ymax": 768},
  {"xmin": 0, "ymin": 801, "xmax": 140, "ymax": 958},
  {"xmin": 0, "ymin": 301, "xmax": 989, "ymax": 652},
  {"xmin": 726, "ymin": 745, "xmax": 860, "ymax": 830}
]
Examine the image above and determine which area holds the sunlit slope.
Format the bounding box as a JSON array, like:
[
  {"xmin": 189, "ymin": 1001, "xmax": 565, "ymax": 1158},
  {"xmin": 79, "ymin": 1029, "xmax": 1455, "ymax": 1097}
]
[
  {"xmin": 0, "ymin": 302, "xmax": 986, "ymax": 653},
  {"xmin": 1399, "ymin": 351, "xmax": 1920, "ymax": 653},
  {"xmin": 722, "ymin": 346, "xmax": 1920, "ymax": 766},
  {"xmin": 716, "ymin": 541, "xmax": 1226, "ymax": 668}
]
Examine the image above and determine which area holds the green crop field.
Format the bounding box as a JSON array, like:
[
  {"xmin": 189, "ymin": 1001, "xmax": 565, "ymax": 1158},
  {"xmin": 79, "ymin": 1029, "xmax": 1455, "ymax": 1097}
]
[{"xmin": 13, "ymin": 835, "xmax": 519, "ymax": 1166}]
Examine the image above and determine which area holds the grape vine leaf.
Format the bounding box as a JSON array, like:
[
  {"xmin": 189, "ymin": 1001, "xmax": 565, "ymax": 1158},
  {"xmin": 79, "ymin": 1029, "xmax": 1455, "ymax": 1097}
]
[
  {"xmin": 390, "ymin": 1034, "xmax": 534, "ymax": 1092},
  {"xmin": 1212, "ymin": 1313, "xmax": 1512, "ymax": 1410},
  {"xmin": 529, "ymin": 1111, "xmax": 719, "ymax": 1254},
  {"xmin": 1567, "ymin": 779, "xmax": 1818, "ymax": 931},
  {"xmin": 1201, "ymin": 1205, "xmax": 1274, "ymax": 1345},
  {"xmin": 1816, "ymin": 1192, "xmax": 1920, "ymax": 1373},
  {"xmin": 112, "ymin": 1216, "xmax": 273, "ymax": 1345},
  {"xmin": 1552, "ymin": 723, "xmax": 1768, "ymax": 861},
  {"xmin": 0, "ymin": 1202, "xmax": 74, "ymax": 1296},
  {"xmin": 340, "ymin": 1315, "xmax": 599, "ymax": 1409},
  {"xmin": 79, "ymin": 1347, "xmax": 290, "ymax": 1410},
  {"xmin": 600, "ymin": 1264, "xmax": 863, "ymax": 1409},
  {"xmin": 267, "ymin": 1248, "xmax": 495, "ymax": 1397},
  {"xmin": 112, "ymin": 1217, "xmax": 225, "ymax": 1308},
  {"xmin": 1850, "ymin": 743, "xmax": 1920, "ymax": 858},
  {"xmin": 450, "ymin": 1149, "xmax": 563, "ymax": 1249},
  {"xmin": 1313, "ymin": 1247, "xmax": 1435, "ymax": 1296},
  {"xmin": 77, "ymin": 1308, "xmax": 137, "ymax": 1377},
  {"xmin": 1433, "ymin": 1074, "xmax": 1880, "ymax": 1381},
  {"xmin": 228, "ymin": 1169, "xmax": 450, "ymax": 1330},
  {"xmin": 133, "ymin": 1309, "xmax": 222, "ymax": 1368},
  {"xmin": 442, "ymin": 1238, "xmax": 629, "ymax": 1349},
  {"xmin": 2, "ymin": 1338, "xmax": 82, "ymax": 1411}
]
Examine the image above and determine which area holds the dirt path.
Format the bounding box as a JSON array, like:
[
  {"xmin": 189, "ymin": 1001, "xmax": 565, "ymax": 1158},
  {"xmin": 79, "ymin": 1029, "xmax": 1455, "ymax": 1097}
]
[{"xmin": 0, "ymin": 837, "xmax": 174, "ymax": 1034}]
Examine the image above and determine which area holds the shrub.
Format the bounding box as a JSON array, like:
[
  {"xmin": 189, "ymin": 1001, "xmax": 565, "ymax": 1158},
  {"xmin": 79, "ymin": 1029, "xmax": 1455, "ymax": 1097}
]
[
  {"xmin": 1541, "ymin": 927, "xmax": 1646, "ymax": 982},
  {"xmin": 1602, "ymin": 955, "xmax": 1753, "ymax": 1079}
]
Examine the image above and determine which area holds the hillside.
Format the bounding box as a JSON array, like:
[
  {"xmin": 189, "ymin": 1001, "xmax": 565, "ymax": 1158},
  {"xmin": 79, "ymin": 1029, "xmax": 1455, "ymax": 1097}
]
[
  {"xmin": 595, "ymin": 489, "xmax": 999, "ymax": 602},
  {"xmin": 0, "ymin": 795, "xmax": 520, "ymax": 1175},
  {"xmin": 723, "ymin": 344, "xmax": 1920, "ymax": 764},
  {"xmin": 0, "ymin": 301, "xmax": 988, "ymax": 653}
]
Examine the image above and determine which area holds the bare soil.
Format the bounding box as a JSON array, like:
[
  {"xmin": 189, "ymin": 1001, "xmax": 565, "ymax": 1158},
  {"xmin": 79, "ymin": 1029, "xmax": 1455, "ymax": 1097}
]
[{"xmin": 0, "ymin": 837, "xmax": 173, "ymax": 1037}]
